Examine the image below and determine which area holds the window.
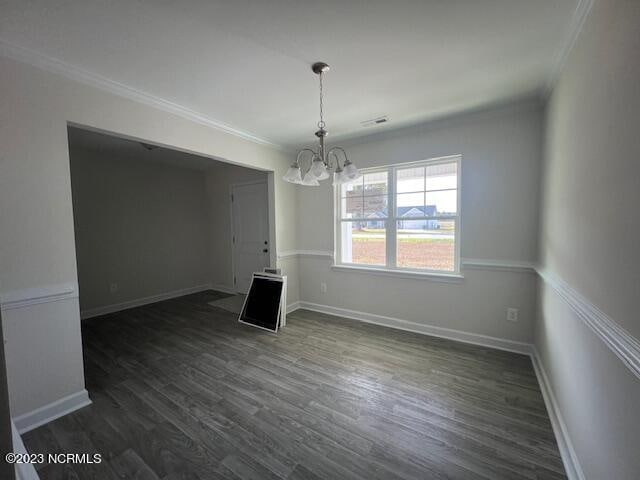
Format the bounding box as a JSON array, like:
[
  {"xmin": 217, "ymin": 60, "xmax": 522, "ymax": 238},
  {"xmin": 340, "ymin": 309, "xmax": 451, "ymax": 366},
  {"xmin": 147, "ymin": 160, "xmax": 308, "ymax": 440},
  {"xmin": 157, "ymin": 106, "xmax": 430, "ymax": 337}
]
[{"xmin": 336, "ymin": 155, "xmax": 460, "ymax": 274}]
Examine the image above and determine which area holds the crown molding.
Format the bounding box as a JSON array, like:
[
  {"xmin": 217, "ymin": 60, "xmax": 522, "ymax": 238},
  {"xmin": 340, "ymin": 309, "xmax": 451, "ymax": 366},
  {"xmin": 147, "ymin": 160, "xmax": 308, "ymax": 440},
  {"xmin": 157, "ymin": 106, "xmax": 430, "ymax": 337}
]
[
  {"xmin": 543, "ymin": 0, "xmax": 594, "ymax": 96},
  {"xmin": 0, "ymin": 39, "xmax": 280, "ymax": 149},
  {"xmin": 337, "ymin": 96, "xmax": 543, "ymax": 149},
  {"xmin": 537, "ymin": 268, "xmax": 640, "ymax": 380}
]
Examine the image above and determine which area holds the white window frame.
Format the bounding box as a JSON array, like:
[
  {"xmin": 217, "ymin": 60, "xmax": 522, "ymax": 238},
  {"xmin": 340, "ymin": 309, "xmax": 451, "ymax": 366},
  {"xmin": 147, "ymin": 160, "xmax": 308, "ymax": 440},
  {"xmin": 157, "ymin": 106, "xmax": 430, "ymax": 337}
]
[{"xmin": 334, "ymin": 154, "xmax": 462, "ymax": 278}]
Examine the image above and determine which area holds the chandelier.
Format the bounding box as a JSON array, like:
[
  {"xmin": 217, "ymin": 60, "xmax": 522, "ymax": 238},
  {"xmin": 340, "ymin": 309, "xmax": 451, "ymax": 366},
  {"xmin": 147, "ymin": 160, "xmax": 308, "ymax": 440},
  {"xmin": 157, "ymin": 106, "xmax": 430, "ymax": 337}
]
[{"xmin": 283, "ymin": 62, "xmax": 360, "ymax": 186}]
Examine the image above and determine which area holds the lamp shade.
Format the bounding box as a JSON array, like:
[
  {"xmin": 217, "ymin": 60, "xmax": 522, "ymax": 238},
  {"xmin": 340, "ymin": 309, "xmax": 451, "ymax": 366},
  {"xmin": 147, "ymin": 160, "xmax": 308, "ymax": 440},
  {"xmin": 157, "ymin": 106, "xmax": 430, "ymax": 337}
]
[
  {"xmin": 343, "ymin": 161, "xmax": 359, "ymax": 180},
  {"xmin": 301, "ymin": 170, "xmax": 320, "ymax": 186},
  {"xmin": 310, "ymin": 158, "xmax": 329, "ymax": 179},
  {"xmin": 283, "ymin": 165, "xmax": 302, "ymax": 184}
]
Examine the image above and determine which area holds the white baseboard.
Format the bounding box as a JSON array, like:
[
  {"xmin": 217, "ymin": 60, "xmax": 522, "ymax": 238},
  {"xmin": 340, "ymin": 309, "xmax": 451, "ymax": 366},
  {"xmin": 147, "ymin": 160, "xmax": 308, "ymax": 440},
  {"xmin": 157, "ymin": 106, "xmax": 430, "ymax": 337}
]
[
  {"xmin": 530, "ymin": 347, "xmax": 585, "ymax": 480},
  {"xmin": 12, "ymin": 421, "xmax": 39, "ymax": 479},
  {"xmin": 81, "ymin": 284, "xmax": 214, "ymax": 319},
  {"xmin": 286, "ymin": 301, "xmax": 301, "ymax": 314},
  {"xmin": 13, "ymin": 389, "xmax": 91, "ymax": 434},
  {"xmin": 209, "ymin": 283, "xmax": 238, "ymax": 295},
  {"xmin": 294, "ymin": 301, "xmax": 532, "ymax": 355}
]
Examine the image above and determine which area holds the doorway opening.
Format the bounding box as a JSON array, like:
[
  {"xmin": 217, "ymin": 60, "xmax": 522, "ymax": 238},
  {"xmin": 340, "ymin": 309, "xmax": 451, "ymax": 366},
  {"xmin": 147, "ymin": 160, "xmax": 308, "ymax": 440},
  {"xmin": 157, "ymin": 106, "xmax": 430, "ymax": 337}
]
[{"xmin": 66, "ymin": 124, "xmax": 275, "ymax": 319}]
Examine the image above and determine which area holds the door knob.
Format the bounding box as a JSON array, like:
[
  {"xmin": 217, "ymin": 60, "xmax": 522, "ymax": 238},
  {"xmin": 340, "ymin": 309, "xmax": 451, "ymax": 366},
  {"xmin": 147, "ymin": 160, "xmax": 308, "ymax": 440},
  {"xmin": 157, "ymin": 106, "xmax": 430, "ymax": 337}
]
[{"xmin": 263, "ymin": 249, "xmax": 269, "ymax": 253}]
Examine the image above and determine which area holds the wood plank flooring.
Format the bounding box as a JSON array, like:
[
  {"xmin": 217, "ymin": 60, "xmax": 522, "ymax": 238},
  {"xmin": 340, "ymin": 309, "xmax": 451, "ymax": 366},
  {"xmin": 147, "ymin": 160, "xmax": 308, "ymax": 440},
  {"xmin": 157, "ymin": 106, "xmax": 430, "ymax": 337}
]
[{"xmin": 23, "ymin": 290, "xmax": 566, "ymax": 479}]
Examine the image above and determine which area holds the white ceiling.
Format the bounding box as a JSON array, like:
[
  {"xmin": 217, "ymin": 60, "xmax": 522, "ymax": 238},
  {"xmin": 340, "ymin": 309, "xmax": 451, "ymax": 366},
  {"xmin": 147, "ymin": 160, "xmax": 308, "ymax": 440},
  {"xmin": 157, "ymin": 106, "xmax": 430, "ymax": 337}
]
[{"xmin": 1, "ymin": 0, "xmax": 580, "ymax": 148}]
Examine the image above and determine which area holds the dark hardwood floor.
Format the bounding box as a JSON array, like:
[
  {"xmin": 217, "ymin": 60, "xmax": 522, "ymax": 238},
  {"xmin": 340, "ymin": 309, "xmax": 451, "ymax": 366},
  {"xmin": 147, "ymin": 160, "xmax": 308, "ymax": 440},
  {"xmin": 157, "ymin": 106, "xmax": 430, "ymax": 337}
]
[{"xmin": 23, "ymin": 290, "xmax": 566, "ymax": 479}]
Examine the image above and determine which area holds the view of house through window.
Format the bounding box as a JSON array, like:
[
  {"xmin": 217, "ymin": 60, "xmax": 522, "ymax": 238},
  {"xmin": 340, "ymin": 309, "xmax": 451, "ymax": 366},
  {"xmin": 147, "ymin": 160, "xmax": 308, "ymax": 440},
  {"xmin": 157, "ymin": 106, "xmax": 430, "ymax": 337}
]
[
  {"xmin": 338, "ymin": 156, "xmax": 460, "ymax": 273},
  {"xmin": 340, "ymin": 171, "xmax": 388, "ymax": 265}
]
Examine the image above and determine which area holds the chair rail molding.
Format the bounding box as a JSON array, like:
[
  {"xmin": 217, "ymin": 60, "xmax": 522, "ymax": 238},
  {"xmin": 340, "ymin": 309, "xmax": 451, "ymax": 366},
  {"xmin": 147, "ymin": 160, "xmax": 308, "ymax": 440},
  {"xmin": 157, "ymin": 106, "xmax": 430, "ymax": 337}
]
[
  {"xmin": 277, "ymin": 250, "xmax": 334, "ymax": 260},
  {"xmin": 0, "ymin": 283, "xmax": 78, "ymax": 312},
  {"xmin": 461, "ymin": 258, "xmax": 536, "ymax": 273},
  {"xmin": 537, "ymin": 268, "xmax": 640, "ymax": 380}
]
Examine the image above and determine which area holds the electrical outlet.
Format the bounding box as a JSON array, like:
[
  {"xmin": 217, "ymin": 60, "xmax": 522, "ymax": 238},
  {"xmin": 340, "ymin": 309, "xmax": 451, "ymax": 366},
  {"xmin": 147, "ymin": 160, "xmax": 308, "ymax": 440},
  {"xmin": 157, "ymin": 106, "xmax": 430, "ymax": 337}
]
[
  {"xmin": 320, "ymin": 282, "xmax": 327, "ymax": 294},
  {"xmin": 506, "ymin": 307, "xmax": 519, "ymax": 322},
  {"xmin": 109, "ymin": 282, "xmax": 119, "ymax": 294}
]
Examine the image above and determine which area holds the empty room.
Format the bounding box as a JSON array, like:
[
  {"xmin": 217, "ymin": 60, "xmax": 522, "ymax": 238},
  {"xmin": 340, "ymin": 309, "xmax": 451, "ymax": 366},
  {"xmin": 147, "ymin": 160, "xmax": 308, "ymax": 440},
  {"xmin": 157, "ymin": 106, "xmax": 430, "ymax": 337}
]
[{"xmin": 0, "ymin": 1, "xmax": 638, "ymax": 479}]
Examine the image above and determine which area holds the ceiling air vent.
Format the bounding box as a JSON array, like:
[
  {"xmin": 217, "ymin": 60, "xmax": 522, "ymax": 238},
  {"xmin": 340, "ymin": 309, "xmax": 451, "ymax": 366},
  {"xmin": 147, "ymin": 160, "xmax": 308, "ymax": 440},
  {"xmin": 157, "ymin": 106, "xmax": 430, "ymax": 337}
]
[{"xmin": 360, "ymin": 116, "xmax": 389, "ymax": 128}]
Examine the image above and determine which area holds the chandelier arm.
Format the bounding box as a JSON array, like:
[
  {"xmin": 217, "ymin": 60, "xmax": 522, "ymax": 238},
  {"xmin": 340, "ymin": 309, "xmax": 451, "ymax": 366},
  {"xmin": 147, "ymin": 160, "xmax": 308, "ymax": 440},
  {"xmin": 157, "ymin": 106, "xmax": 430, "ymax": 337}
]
[
  {"xmin": 296, "ymin": 148, "xmax": 318, "ymax": 174},
  {"xmin": 327, "ymin": 146, "xmax": 349, "ymax": 169},
  {"xmin": 325, "ymin": 151, "xmax": 339, "ymax": 171}
]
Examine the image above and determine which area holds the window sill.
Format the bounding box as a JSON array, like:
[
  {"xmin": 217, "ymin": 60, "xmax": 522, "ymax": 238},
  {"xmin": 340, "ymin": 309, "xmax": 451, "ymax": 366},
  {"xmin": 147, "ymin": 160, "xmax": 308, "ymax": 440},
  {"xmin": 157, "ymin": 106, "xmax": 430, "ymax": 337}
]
[{"xmin": 330, "ymin": 264, "xmax": 464, "ymax": 283}]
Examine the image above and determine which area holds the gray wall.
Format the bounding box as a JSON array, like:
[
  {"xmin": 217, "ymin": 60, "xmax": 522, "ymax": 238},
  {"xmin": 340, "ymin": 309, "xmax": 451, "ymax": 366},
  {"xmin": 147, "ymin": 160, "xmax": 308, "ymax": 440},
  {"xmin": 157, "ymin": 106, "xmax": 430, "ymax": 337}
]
[
  {"xmin": 296, "ymin": 101, "xmax": 543, "ymax": 343},
  {"xmin": 0, "ymin": 55, "xmax": 298, "ymax": 418},
  {"xmin": 536, "ymin": 0, "xmax": 640, "ymax": 478},
  {"xmin": 71, "ymin": 146, "xmax": 211, "ymax": 312}
]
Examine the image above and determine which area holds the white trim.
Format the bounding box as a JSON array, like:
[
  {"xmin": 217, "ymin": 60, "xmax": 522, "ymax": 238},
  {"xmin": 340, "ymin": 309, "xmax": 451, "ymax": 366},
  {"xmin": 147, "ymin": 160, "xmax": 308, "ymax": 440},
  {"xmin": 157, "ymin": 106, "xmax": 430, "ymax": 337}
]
[
  {"xmin": 530, "ymin": 348, "xmax": 585, "ymax": 480},
  {"xmin": 544, "ymin": 0, "xmax": 594, "ymax": 95},
  {"xmin": 286, "ymin": 301, "xmax": 301, "ymax": 314},
  {"xmin": 0, "ymin": 39, "xmax": 279, "ymax": 148},
  {"xmin": 277, "ymin": 250, "xmax": 334, "ymax": 259},
  {"xmin": 335, "ymin": 155, "xmax": 462, "ymax": 275},
  {"xmin": 330, "ymin": 264, "xmax": 464, "ymax": 284},
  {"xmin": 11, "ymin": 421, "xmax": 39, "ymax": 480},
  {"xmin": 294, "ymin": 301, "xmax": 531, "ymax": 355},
  {"xmin": 0, "ymin": 283, "xmax": 78, "ymax": 312},
  {"xmin": 537, "ymin": 269, "xmax": 640, "ymax": 380},
  {"xmin": 210, "ymin": 284, "xmax": 237, "ymax": 295},
  {"xmin": 462, "ymin": 258, "xmax": 537, "ymax": 273},
  {"xmin": 13, "ymin": 390, "xmax": 91, "ymax": 434},
  {"xmin": 80, "ymin": 284, "xmax": 213, "ymax": 319}
]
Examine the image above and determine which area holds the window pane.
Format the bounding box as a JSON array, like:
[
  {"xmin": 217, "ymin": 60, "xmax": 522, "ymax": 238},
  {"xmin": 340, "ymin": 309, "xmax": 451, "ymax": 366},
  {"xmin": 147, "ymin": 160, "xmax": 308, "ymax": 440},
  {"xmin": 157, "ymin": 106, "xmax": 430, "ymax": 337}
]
[
  {"xmin": 425, "ymin": 190, "xmax": 457, "ymax": 216},
  {"xmin": 363, "ymin": 195, "xmax": 388, "ymax": 218},
  {"xmin": 397, "ymin": 219, "xmax": 456, "ymax": 271},
  {"xmin": 397, "ymin": 166, "xmax": 424, "ymax": 193},
  {"xmin": 363, "ymin": 171, "xmax": 388, "ymax": 195},
  {"xmin": 341, "ymin": 221, "xmax": 386, "ymax": 266},
  {"xmin": 341, "ymin": 195, "xmax": 362, "ymax": 219},
  {"xmin": 341, "ymin": 177, "xmax": 363, "ymax": 198},
  {"xmin": 425, "ymin": 162, "xmax": 457, "ymax": 191},
  {"xmin": 396, "ymin": 192, "xmax": 424, "ymax": 217}
]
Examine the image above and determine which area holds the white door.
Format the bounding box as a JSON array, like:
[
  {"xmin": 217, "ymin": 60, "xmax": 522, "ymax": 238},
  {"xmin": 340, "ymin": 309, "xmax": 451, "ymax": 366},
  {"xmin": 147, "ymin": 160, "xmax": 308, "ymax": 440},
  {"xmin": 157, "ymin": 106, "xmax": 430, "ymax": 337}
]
[{"xmin": 232, "ymin": 182, "xmax": 270, "ymax": 293}]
